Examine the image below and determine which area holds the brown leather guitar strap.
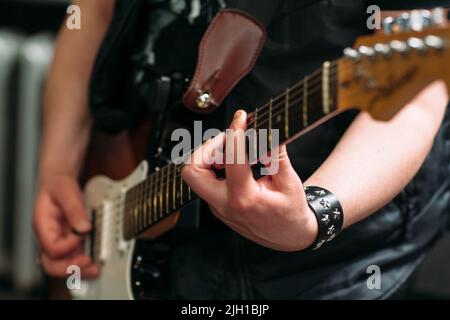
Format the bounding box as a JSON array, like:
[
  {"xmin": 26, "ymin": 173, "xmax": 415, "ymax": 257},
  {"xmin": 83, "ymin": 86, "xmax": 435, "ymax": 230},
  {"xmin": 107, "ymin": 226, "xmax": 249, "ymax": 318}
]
[{"xmin": 182, "ymin": 0, "xmax": 281, "ymax": 113}]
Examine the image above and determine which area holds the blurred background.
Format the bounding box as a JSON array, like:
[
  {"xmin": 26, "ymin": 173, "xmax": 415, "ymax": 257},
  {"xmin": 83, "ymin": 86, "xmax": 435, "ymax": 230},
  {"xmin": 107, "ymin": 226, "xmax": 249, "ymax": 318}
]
[{"xmin": 0, "ymin": 0, "xmax": 449, "ymax": 299}]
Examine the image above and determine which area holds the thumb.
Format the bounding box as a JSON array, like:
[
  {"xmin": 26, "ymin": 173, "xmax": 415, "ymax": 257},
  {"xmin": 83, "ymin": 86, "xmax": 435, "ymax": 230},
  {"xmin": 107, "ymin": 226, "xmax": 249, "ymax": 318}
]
[{"xmin": 52, "ymin": 178, "xmax": 91, "ymax": 234}]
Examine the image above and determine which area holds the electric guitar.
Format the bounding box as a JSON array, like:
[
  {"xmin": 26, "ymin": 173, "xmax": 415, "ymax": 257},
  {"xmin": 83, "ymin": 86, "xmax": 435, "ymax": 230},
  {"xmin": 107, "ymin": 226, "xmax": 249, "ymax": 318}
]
[{"xmin": 73, "ymin": 11, "xmax": 450, "ymax": 299}]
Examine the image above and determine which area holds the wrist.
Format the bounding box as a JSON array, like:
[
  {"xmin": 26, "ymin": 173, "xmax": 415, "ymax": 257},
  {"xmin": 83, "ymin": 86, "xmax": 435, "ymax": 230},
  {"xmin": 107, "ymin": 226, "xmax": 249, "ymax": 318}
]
[
  {"xmin": 38, "ymin": 129, "xmax": 91, "ymax": 184},
  {"xmin": 302, "ymin": 186, "xmax": 344, "ymax": 250},
  {"xmin": 39, "ymin": 150, "xmax": 83, "ymax": 177},
  {"xmin": 37, "ymin": 169, "xmax": 79, "ymax": 188},
  {"xmin": 300, "ymin": 205, "xmax": 320, "ymax": 250}
]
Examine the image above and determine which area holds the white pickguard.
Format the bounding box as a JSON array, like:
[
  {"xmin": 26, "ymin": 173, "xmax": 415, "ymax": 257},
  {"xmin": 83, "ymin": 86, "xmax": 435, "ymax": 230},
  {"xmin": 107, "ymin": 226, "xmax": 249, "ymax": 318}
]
[{"xmin": 71, "ymin": 161, "xmax": 149, "ymax": 300}]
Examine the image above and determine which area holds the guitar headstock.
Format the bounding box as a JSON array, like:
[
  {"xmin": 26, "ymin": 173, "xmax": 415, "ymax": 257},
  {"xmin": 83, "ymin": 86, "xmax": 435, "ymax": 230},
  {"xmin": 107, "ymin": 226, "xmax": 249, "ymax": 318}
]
[{"xmin": 337, "ymin": 8, "xmax": 450, "ymax": 121}]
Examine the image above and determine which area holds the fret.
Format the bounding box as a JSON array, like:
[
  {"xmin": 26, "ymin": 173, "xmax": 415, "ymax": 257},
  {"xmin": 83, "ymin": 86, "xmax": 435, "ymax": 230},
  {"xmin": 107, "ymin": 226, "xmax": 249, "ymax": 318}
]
[
  {"xmin": 129, "ymin": 187, "xmax": 136, "ymax": 235},
  {"xmin": 122, "ymin": 59, "xmax": 341, "ymax": 241},
  {"xmin": 141, "ymin": 182, "xmax": 145, "ymax": 230},
  {"xmin": 142, "ymin": 182, "xmax": 147, "ymax": 228},
  {"xmin": 143, "ymin": 179, "xmax": 148, "ymax": 228},
  {"xmin": 138, "ymin": 182, "xmax": 143, "ymax": 231},
  {"xmin": 172, "ymin": 164, "xmax": 177, "ymax": 210},
  {"xmin": 303, "ymin": 76, "xmax": 308, "ymax": 128},
  {"xmin": 166, "ymin": 165, "xmax": 170, "ymax": 214},
  {"xmin": 180, "ymin": 166, "xmax": 184, "ymax": 206},
  {"xmin": 159, "ymin": 168, "xmax": 164, "ymax": 218},
  {"xmin": 135, "ymin": 184, "xmax": 139, "ymax": 232},
  {"xmin": 134, "ymin": 206, "xmax": 139, "ymax": 235},
  {"xmin": 147, "ymin": 178, "xmax": 151, "ymax": 226},
  {"xmin": 146, "ymin": 175, "xmax": 153, "ymax": 225},
  {"xmin": 147, "ymin": 195, "xmax": 152, "ymax": 225},
  {"xmin": 284, "ymin": 88, "xmax": 289, "ymax": 139},
  {"xmin": 138, "ymin": 184, "xmax": 144, "ymax": 230},
  {"xmin": 322, "ymin": 61, "xmax": 331, "ymax": 114},
  {"xmin": 152, "ymin": 172, "xmax": 157, "ymax": 224}
]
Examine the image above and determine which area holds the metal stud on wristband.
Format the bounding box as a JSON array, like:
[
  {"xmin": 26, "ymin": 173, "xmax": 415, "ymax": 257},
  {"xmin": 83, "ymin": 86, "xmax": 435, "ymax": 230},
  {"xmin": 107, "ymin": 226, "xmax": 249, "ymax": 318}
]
[{"xmin": 304, "ymin": 186, "xmax": 344, "ymax": 250}]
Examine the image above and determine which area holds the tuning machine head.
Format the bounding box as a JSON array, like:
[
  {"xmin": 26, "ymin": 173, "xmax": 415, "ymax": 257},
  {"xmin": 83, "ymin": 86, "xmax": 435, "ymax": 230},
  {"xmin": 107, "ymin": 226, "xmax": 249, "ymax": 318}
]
[
  {"xmin": 358, "ymin": 46, "xmax": 376, "ymax": 58},
  {"xmin": 344, "ymin": 45, "xmax": 378, "ymax": 61},
  {"xmin": 343, "ymin": 48, "xmax": 361, "ymax": 61},
  {"xmin": 406, "ymin": 37, "xmax": 426, "ymax": 52},
  {"xmin": 396, "ymin": 13, "xmax": 411, "ymax": 31},
  {"xmin": 384, "ymin": 8, "xmax": 446, "ymax": 34},
  {"xmin": 373, "ymin": 43, "xmax": 391, "ymax": 57},
  {"xmin": 409, "ymin": 10, "xmax": 433, "ymax": 32},
  {"xmin": 390, "ymin": 40, "xmax": 409, "ymax": 54},
  {"xmin": 382, "ymin": 16, "xmax": 395, "ymax": 34},
  {"xmin": 431, "ymin": 7, "xmax": 446, "ymax": 26},
  {"xmin": 383, "ymin": 13, "xmax": 411, "ymax": 34},
  {"xmin": 424, "ymin": 35, "xmax": 445, "ymax": 49}
]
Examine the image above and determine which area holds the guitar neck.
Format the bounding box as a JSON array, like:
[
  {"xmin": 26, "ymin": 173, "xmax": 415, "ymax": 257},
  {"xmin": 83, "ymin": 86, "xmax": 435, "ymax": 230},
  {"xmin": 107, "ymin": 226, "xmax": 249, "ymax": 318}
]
[
  {"xmin": 122, "ymin": 19, "xmax": 450, "ymax": 240},
  {"xmin": 123, "ymin": 60, "xmax": 340, "ymax": 240}
]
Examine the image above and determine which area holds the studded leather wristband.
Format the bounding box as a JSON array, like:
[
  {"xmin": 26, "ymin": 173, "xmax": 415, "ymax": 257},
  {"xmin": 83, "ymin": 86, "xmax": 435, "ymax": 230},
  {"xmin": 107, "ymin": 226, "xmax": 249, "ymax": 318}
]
[{"xmin": 304, "ymin": 186, "xmax": 344, "ymax": 250}]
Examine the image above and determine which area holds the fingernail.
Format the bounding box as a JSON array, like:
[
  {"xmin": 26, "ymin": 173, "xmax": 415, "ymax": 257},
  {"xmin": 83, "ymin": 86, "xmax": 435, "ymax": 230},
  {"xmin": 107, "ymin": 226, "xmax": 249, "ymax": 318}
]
[{"xmin": 75, "ymin": 221, "xmax": 91, "ymax": 234}]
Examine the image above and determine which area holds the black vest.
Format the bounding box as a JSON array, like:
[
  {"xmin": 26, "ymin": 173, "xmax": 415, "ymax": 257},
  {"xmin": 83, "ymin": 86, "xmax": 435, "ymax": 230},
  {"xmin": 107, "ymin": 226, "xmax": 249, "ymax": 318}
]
[{"xmin": 89, "ymin": 0, "xmax": 450, "ymax": 299}]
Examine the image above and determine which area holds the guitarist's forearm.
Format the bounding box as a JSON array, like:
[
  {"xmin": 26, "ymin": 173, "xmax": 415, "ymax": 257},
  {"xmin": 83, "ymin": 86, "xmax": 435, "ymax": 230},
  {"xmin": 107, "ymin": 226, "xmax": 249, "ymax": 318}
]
[
  {"xmin": 39, "ymin": 0, "xmax": 115, "ymax": 181},
  {"xmin": 305, "ymin": 81, "xmax": 448, "ymax": 230}
]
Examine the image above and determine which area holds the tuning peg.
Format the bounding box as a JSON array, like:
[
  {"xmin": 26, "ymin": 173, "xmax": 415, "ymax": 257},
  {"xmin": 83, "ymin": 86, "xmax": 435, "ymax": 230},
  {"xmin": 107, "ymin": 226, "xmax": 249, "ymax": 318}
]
[
  {"xmin": 431, "ymin": 8, "xmax": 446, "ymax": 26},
  {"xmin": 390, "ymin": 40, "xmax": 408, "ymax": 53},
  {"xmin": 343, "ymin": 48, "xmax": 361, "ymax": 61},
  {"xmin": 424, "ymin": 35, "xmax": 445, "ymax": 49},
  {"xmin": 374, "ymin": 43, "xmax": 391, "ymax": 57},
  {"xmin": 395, "ymin": 12, "xmax": 411, "ymax": 31},
  {"xmin": 420, "ymin": 10, "xmax": 433, "ymax": 28},
  {"xmin": 410, "ymin": 10, "xmax": 423, "ymax": 31},
  {"xmin": 389, "ymin": 40, "xmax": 408, "ymax": 53},
  {"xmin": 410, "ymin": 10, "xmax": 432, "ymax": 31},
  {"xmin": 407, "ymin": 37, "xmax": 426, "ymax": 52},
  {"xmin": 382, "ymin": 16, "xmax": 395, "ymax": 34},
  {"xmin": 358, "ymin": 45, "xmax": 375, "ymax": 58}
]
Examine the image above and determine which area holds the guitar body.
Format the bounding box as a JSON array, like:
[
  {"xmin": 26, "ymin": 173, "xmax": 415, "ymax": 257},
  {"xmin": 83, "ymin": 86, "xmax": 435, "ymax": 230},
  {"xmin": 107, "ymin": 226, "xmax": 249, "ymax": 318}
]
[
  {"xmin": 74, "ymin": 164, "xmax": 143, "ymax": 299},
  {"xmin": 73, "ymin": 120, "xmax": 178, "ymax": 300}
]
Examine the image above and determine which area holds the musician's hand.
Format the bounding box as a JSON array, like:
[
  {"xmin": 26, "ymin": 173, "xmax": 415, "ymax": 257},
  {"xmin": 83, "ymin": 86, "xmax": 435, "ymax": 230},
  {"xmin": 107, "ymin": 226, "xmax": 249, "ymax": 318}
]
[
  {"xmin": 181, "ymin": 110, "xmax": 318, "ymax": 251},
  {"xmin": 33, "ymin": 175, "xmax": 99, "ymax": 278}
]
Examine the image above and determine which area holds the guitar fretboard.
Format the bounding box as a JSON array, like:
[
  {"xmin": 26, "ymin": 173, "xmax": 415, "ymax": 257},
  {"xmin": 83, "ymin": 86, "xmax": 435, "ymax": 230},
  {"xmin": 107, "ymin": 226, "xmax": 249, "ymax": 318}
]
[{"xmin": 123, "ymin": 60, "xmax": 339, "ymax": 240}]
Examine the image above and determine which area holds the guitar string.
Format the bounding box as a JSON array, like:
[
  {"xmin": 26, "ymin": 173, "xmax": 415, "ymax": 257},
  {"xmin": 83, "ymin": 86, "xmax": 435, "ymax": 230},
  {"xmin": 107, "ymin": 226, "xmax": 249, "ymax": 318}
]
[
  {"xmin": 248, "ymin": 73, "xmax": 338, "ymax": 128},
  {"xmin": 125, "ymin": 73, "xmax": 336, "ymax": 211},
  {"xmin": 250, "ymin": 62, "xmax": 338, "ymax": 121},
  {"xmin": 125, "ymin": 70, "xmax": 328, "ymax": 197},
  {"xmin": 129, "ymin": 72, "xmax": 338, "ymax": 196},
  {"xmin": 126, "ymin": 63, "xmax": 339, "ymax": 198},
  {"xmin": 124, "ymin": 63, "xmax": 342, "ymax": 232},
  {"xmin": 124, "ymin": 88, "xmax": 334, "ymax": 233},
  {"xmin": 124, "ymin": 71, "xmax": 339, "ymax": 229},
  {"xmin": 246, "ymin": 61, "xmax": 338, "ymax": 124},
  {"xmin": 128, "ymin": 61, "xmax": 340, "ymax": 189}
]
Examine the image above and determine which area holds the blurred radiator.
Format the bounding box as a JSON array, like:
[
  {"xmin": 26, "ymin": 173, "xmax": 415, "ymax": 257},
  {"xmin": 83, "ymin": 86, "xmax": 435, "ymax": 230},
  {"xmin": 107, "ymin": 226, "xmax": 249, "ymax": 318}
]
[
  {"xmin": 0, "ymin": 30, "xmax": 23, "ymax": 277},
  {"xmin": 0, "ymin": 30, "xmax": 54, "ymax": 291}
]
